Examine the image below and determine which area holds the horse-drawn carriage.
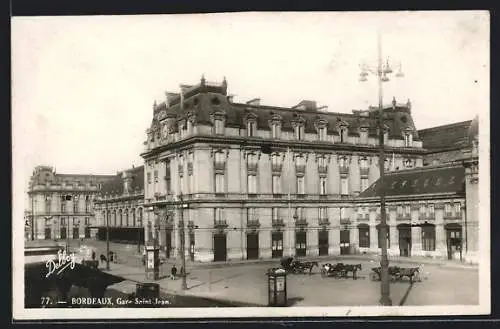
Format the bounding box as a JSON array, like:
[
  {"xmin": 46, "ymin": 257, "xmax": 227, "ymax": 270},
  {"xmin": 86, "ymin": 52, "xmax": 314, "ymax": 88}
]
[
  {"xmin": 370, "ymin": 266, "xmax": 421, "ymax": 283},
  {"xmin": 320, "ymin": 263, "xmax": 362, "ymax": 280},
  {"xmin": 280, "ymin": 257, "xmax": 318, "ymax": 275}
]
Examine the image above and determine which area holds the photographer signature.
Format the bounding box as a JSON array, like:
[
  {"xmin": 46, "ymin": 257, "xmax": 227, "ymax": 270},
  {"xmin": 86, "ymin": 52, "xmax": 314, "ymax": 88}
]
[{"xmin": 46, "ymin": 250, "xmax": 76, "ymax": 278}]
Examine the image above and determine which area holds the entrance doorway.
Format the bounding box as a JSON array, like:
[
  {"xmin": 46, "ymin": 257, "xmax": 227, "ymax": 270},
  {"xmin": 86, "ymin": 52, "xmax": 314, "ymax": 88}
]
[
  {"xmin": 398, "ymin": 224, "xmax": 412, "ymax": 257},
  {"xmin": 246, "ymin": 233, "xmax": 259, "ymax": 260},
  {"xmin": 295, "ymin": 231, "xmax": 307, "ymax": 257},
  {"xmin": 44, "ymin": 228, "xmax": 51, "ymax": 240},
  {"xmin": 446, "ymin": 223, "xmax": 462, "ymax": 260},
  {"xmin": 60, "ymin": 227, "xmax": 67, "ymax": 239},
  {"xmin": 213, "ymin": 234, "xmax": 227, "ymax": 262},
  {"xmin": 165, "ymin": 229, "xmax": 172, "ymax": 258},
  {"xmin": 73, "ymin": 227, "xmax": 80, "ymax": 239},
  {"xmin": 84, "ymin": 226, "xmax": 91, "ymax": 238},
  {"xmin": 340, "ymin": 230, "xmax": 350, "ymax": 255},
  {"xmin": 271, "ymin": 232, "xmax": 283, "ymax": 258},
  {"xmin": 318, "ymin": 230, "xmax": 329, "ymax": 256}
]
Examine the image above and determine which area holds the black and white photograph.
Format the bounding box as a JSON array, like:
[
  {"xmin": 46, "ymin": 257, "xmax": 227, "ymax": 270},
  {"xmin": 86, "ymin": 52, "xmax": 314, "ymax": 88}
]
[{"xmin": 12, "ymin": 11, "xmax": 490, "ymax": 319}]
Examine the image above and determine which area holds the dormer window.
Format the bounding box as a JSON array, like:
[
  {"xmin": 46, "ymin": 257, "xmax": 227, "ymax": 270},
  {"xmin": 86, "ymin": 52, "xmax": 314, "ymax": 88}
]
[
  {"xmin": 247, "ymin": 120, "xmax": 256, "ymax": 137},
  {"xmin": 295, "ymin": 125, "xmax": 304, "ymax": 140},
  {"xmin": 340, "ymin": 126, "xmax": 348, "ymax": 143},
  {"xmin": 318, "ymin": 126, "xmax": 327, "ymax": 141},
  {"xmin": 359, "ymin": 125, "xmax": 368, "ymax": 144},
  {"xmin": 403, "ymin": 129, "xmax": 413, "ymax": 147},
  {"xmin": 269, "ymin": 114, "xmax": 282, "ymax": 139}
]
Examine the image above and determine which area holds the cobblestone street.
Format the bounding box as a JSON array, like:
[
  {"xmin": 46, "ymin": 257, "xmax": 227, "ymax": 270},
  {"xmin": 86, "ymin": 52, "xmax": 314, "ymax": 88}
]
[{"xmin": 77, "ymin": 240, "xmax": 479, "ymax": 307}]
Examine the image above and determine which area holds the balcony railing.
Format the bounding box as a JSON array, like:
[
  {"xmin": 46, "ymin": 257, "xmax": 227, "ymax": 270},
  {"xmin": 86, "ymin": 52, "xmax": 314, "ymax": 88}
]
[
  {"xmin": 214, "ymin": 220, "xmax": 228, "ymax": 229},
  {"xmin": 247, "ymin": 219, "xmax": 260, "ymax": 229},
  {"xmin": 418, "ymin": 213, "xmax": 436, "ymax": 221},
  {"xmin": 443, "ymin": 212, "xmax": 462, "ymax": 220},
  {"xmin": 396, "ymin": 214, "xmax": 412, "ymax": 221},
  {"xmin": 318, "ymin": 218, "xmax": 330, "ymax": 226},
  {"xmin": 360, "ymin": 168, "xmax": 370, "ymax": 177},
  {"xmin": 272, "ymin": 218, "xmax": 285, "ymax": 228},
  {"xmin": 339, "ymin": 165, "xmax": 350, "ymax": 175},
  {"xmin": 295, "ymin": 219, "xmax": 308, "ymax": 227}
]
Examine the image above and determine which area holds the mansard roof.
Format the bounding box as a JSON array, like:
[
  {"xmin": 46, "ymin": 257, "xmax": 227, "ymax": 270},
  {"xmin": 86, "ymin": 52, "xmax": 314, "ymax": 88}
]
[
  {"xmin": 150, "ymin": 78, "xmax": 419, "ymax": 140},
  {"xmin": 418, "ymin": 120, "xmax": 474, "ymax": 152},
  {"xmin": 29, "ymin": 166, "xmax": 114, "ymax": 187},
  {"xmin": 359, "ymin": 164, "xmax": 466, "ymax": 198},
  {"xmin": 100, "ymin": 165, "xmax": 144, "ymax": 196}
]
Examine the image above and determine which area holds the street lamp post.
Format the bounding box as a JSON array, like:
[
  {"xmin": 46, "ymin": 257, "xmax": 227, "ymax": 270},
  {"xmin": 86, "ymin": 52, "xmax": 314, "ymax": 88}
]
[
  {"xmin": 359, "ymin": 31, "xmax": 404, "ymax": 306},
  {"xmin": 105, "ymin": 196, "xmax": 110, "ymax": 271},
  {"xmin": 178, "ymin": 193, "xmax": 188, "ymax": 290}
]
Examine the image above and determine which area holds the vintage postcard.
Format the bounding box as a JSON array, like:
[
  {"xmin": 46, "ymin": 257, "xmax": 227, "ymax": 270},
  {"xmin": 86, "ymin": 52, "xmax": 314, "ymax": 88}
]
[{"xmin": 12, "ymin": 11, "xmax": 490, "ymax": 320}]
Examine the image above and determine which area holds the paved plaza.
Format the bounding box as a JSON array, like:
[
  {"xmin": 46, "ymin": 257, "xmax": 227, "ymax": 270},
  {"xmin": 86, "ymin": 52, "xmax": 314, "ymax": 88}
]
[{"xmin": 72, "ymin": 239, "xmax": 479, "ymax": 307}]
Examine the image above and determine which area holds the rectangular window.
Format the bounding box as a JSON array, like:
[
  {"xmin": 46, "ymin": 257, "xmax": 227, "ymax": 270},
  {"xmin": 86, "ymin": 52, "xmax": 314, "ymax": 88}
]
[
  {"xmin": 214, "ymin": 119, "xmax": 224, "ymax": 134},
  {"xmin": 247, "ymin": 174, "xmax": 257, "ymax": 194},
  {"xmin": 247, "ymin": 121, "xmax": 255, "ymax": 137},
  {"xmin": 397, "ymin": 205, "xmax": 403, "ymax": 215},
  {"xmin": 454, "ymin": 202, "xmax": 461, "ymax": 216},
  {"xmin": 358, "ymin": 226, "xmax": 370, "ymax": 248},
  {"xmin": 154, "ymin": 170, "xmax": 159, "ymax": 183},
  {"xmin": 84, "ymin": 217, "xmax": 90, "ymax": 226},
  {"xmin": 445, "ymin": 203, "xmax": 452, "ymax": 214},
  {"xmin": 428, "ymin": 204, "xmax": 435, "ymax": 216},
  {"xmin": 419, "ymin": 204, "xmax": 426, "ymax": 214},
  {"xmin": 272, "ymin": 124, "xmax": 280, "ymax": 139},
  {"xmin": 295, "ymin": 126, "xmax": 304, "ymax": 140},
  {"xmin": 319, "ymin": 177, "xmax": 327, "ymax": 195},
  {"xmin": 45, "ymin": 198, "xmax": 51, "ymax": 214},
  {"xmin": 215, "ymin": 174, "xmax": 225, "ymax": 193},
  {"xmin": 340, "ymin": 178, "xmax": 349, "ymax": 195},
  {"xmin": 61, "ymin": 217, "xmax": 66, "ymax": 226},
  {"xmin": 272, "ymin": 175, "xmax": 282, "ymax": 194},
  {"xmin": 147, "ymin": 172, "xmax": 151, "ymax": 184},
  {"xmin": 422, "ymin": 226, "xmax": 436, "ymax": 251},
  {"xmin": 318, "ymin": 127, "xmax": 327, "ymax": 141},
  {"xmin": 73, "ymin": 198, "xmax": 78, "ymax": 213},
  {"xmin": 296, "ymin": 176, "xmax": 305, "ymax": 194},
  {"xmin": 272, "ymin": 208, "xmax": 279, "ymax": 221},
  {"xmin": 361, "ymin": 178, "xmax": 369, "ymax": 192},
  {"xmin": 319, "ymin": 207, "xmax": 327, "ymax": 220},
  {"xmin": 188, "ymin": 173, "xmax": 194, "ymax": 194},
  {"xmin": 61, "ymin": 196, "xmax": 66, "ymax": 213}
]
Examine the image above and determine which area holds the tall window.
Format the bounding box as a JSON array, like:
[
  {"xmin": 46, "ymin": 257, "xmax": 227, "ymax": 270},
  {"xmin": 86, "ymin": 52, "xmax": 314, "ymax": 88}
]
[
  {"xmin": 247, "ymin": 208, "xmax": 257, "ymax": 222},
  {"xmin": 295, "ymin": 125, "xmax": 304, "ymax": 140},
  {"xmin": 272, "ymin": 123, "xmax": 281, "ymax": 139},
  {"xmin": 421, "ymin": 225, "xmax": 436, "ymax": 251},
  {"xmin": 318, "ymin": 127, "xmax": 327, "ymax": 141},
  {"xmin": 361, "ymin": 178, "xmax": 369, "ymax": 191},
  {"xmin": 45, "ymin": 197, "xmax": 51, "ymax": 214},
  {"xmin": 319, "ymin": 177, "xmax": 327, "ymax": 195},
  {"xmin": 296, "ymin": 176, "xmax": 305, "ymax": 194},
  {"xmin": 445, "ymin": 203, "xmax": 452, "ymax": 216},
  {"xmin": 147, "ymin": 172, "xmax": 152, "ymax": 184},
  {"xmin": 272, "ymin": 175, "xmax": 282, "ymax": 194},
  {"xmin": 84, "ymin": 217, "xmax": 90, "ymax": 226},
  {"xmin": 247, "ymin": 174, "xmax": 257, "ymax": 194},
  {"xmin": 404, "ymin": 133, "xmax": 411, "ymax": 147},
  {"xmin": 73, "ymin": 197, "xmax": 79, "ymax": 213},
  {"xmin": 272, "ymin": 208, "xmax": 279, "ymax": 222},
  {"xmin": 85, "ymin": 196, "xmax": 90, "ymax": 213},
  {"xmin": 61, "ymin": 196, "xmax": 66, "ymax": 213},
  {"xmin": 137, "ymin": 208, "xmax": 143, "ymax": 227},
  {"xmin": 188, "ymin": 172, "xmax": 194, "ymax": 194},
  {"xmin": 358, "ymin": 225, "xmax": 370, "ymax": 248},
  {"xmin": 214, "ymin": 208, "xmax": 224, "ymax": 223},
  {"xmin": 61, "ymin": 217, "xmax": 66, "ymax": 226},
  {"xmin": 340, "ymin": 177, "xmax": 349, "ymax": 196},
  {"xmin": 215, "ymin": 174, "xmax": 225, "ymax": 193},
  {"xmin": 340, "ymin": 127, "xmax": 348, "ymax": 143},
  {"xmin": 154, "ymin": 170, "xmax": 159, "ymax": 183},
  {"xmin": 214, "ymin": 118, "xmax": 224, "ymax": 134},
  {"xmin": 427, "ymin": 204, "xmax": 435, "ymax": 216},
  {"xmin": 319, "ymin": 207, "xmax": 327, "ymax": 220},
  {"xmin": 247, "ymin": 120, "xmax": 256, "ymax": 137},
  {"xmin": 454, "ymin": 202, "xmax": 461, "ymax": 216}
]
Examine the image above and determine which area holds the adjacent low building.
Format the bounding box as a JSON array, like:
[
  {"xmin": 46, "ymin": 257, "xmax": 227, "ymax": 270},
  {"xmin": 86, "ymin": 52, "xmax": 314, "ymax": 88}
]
[{"xmin": 93, "ymin": 165, "xmax": 146, "ymax": 247}]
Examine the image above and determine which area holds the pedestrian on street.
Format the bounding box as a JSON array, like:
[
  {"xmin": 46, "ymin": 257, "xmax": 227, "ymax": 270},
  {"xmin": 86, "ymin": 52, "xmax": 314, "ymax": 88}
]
[
  {"xmin": 171, "ymin": 265, "xmax": 177, "ymax": 280},
  {"xmin": 91, "ymin": 250, "xmax": 96, "ymax": 261}
]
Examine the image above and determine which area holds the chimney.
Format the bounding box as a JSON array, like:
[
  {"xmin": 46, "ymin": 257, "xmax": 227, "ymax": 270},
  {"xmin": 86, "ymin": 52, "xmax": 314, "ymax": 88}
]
[{"xmin": 246, "ymin": 98, "xmax": 261, "ymax": 106}]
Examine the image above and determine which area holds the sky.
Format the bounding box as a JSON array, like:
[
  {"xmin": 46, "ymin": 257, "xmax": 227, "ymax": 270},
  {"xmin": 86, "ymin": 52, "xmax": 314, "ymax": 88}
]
[{"xmin": 12, "ymin": 11, "xmax": 489, "ymax": 189}]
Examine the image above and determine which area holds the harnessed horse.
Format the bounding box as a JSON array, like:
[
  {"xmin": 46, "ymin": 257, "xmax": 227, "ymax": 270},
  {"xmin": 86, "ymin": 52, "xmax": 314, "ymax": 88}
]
[{"xmin": 341, "ymin": 263, "xmax": 362, "ymax": 279}]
